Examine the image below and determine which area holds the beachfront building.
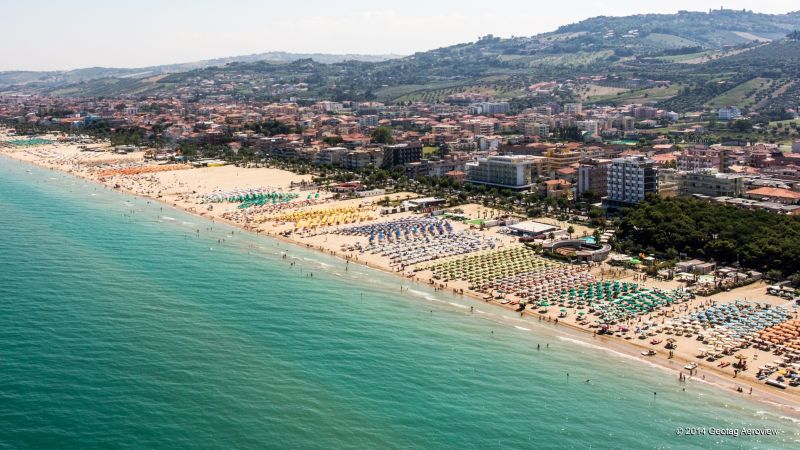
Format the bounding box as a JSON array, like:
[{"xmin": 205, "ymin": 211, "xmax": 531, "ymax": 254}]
[
  {"xmin": 678, "ymin": 170, "xmax": 745, "ymax": 197},
  {"xmin": 577, "ymin": 158, "xmax": 611, "ymax": 199},
  {"xmin": 466, "ymin": 155, "xmax": 535, "ymax": 191},
  {"xmin": 381, "ymin": 143, "xmax": 423, "ymax": 169},
  {"xmin": 603, "ymin": 155, "xmax": 657, "ymax": 210},
  {"xmin": 506, "ymin": 220, "xmax": 560, "ymax": 238},
  {"xmin": 403, "ymin": 157, "xmax": 468, "ymax": 180},
  {"xmin": 342, "ymin": 148, "xmax": 385, "ymax": 170},
  {"xmin": 313, "ymin": 147, "xmax": 347, "ymax": 166}
]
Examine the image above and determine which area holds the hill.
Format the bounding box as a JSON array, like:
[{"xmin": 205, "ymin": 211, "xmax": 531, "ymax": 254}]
[
  {"xmin": 554, "ymin": 9, "xmax": 800, "ymax": 48},
  {"xmin": 4, "ymin": 8, "xmax": 800, "ymax": 109},
  {"xmin": 0, "ymin": 52, "xmax": 403, "ymax": 93},
  {"xmin": 656, "ymin": 38, "xmax": 800, "ymax": 114}
]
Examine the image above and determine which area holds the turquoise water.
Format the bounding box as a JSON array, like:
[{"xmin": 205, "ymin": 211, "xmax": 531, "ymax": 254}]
[{"xmin": 1, "ymin": 156, "xmax": 798, "ymax": 449}]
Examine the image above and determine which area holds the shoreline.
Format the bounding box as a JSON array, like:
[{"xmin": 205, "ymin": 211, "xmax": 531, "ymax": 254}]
[{"xmin": 2, "ymin": 149, "xmax": 799, "ymax": 415}]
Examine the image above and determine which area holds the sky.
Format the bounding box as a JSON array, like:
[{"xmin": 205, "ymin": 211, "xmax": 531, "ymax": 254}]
[{"xmin": 1, "ymin": 0, "xmax": 798, "ymax": 71}]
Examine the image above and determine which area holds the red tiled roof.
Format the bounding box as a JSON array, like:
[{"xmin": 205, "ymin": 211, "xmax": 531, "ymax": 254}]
[
  {"xmin": 651, "ymin": 153, "xmax": 677, "ymax": 162},
  {"xmin": 746, "ymin": 187, "xmax": 800, "ymax": 200}
]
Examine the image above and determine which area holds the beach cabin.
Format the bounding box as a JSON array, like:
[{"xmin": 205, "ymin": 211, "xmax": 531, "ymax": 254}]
[
  {"xmin": 694, "ymin": 262, "xmax": 716, "ymax": 275},
  {"xmin": 675, "ymin": 259, "xmax": 714, "ymax": 275},
  {"xmin": 405, "ymin": 197, "xmax": 446, "ymax": 212},
  {"xmin": 675, "ymin": 259, "xmax": 703, "ymax": 273},
  {"xmin": 505, "ymin": 221, "xmax": 560, "ymax": 239}
]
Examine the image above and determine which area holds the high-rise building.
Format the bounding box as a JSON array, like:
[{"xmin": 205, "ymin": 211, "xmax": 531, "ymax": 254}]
[
  {"xmin": 466, "ymin": 155, "xmax": 535, "ymax": 191},
  {"xmin": 577, "ymin": 158, "xmax": 612, "ymax": 199},
  {"xmin": 604, "ymin": 155, "xmax": 657, "ymax": 209},
  {"xmin": 381, "ymin": 143, "xmax": 423, "ymax": 168}
]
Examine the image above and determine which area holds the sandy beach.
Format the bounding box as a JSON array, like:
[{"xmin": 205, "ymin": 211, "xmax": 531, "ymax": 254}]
[{"xmin": 2, "ymin": 135, "xmax": 798, "ymax": 413}]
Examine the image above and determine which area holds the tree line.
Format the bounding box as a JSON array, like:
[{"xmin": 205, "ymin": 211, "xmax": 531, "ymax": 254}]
[{"xmin": 615, "ymin": 195, "xmax": 800, "ymax": 280}]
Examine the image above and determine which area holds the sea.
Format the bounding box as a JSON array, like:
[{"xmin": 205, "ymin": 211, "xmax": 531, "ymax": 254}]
[{"xmin": 1, "ymin": 155, "xmax": 798, "ymax": 449}]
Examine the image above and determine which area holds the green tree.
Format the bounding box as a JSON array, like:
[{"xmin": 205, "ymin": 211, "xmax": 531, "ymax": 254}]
[
  {"xmin": 371, "ymin": 127, "xmax": 395, "ymax": 144},
  {"xmin": 615, "ymin": 196, "xmax": 800, "ymax": 276},
  {"xmin": 322, "ymin": 136, "xmax": 343, "ymax": 146},
  {"xmin": 729, "ymin": 119, "xmax": 753, "ymax": 132}
]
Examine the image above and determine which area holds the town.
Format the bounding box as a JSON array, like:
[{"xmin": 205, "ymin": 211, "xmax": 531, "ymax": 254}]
[
  {"xmin": 2, "ymin": 4, "xmax": 800, "ymax": 446},
  {"xmin": 2, "ymin": 84, "xmax": 799, "ymax": 214}
]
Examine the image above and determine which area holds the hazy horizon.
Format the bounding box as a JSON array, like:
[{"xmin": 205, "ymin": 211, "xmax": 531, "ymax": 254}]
[{"xmin": 1, "ymin": 0, "xmax": 798, "ymax": 72}]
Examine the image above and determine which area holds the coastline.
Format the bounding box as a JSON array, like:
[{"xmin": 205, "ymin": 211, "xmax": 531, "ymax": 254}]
[{"xmin": 2, "ymin": 149, "xmax": 799, "ymax": 415}]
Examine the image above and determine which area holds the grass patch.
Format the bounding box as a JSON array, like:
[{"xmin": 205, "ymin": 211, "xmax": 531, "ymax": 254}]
[
  {"xmin": 528, "ymin": 51, "xmax": 613, "ymax": 67},
  {"xmin": 654, "ymin": 50, "xmax": 716, "ymax": 63},
  {"xmin": 705, "ymin": 77, "xmax": 770, "ymax": 109},
  {"xmin": 589, "ymin": 84, "xmax": 682, "ymax": 105},
  {"xmin": 643, "ymin": 33, "xmax": 701, "ymax": 49}
]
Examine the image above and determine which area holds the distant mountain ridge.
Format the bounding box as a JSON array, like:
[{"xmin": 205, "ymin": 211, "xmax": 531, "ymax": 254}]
[
  {"xmin": 3, "ymin": 8, "xmax": 800, "ymax": 113},
  {"xmin": 0, "ymin": 51, "xmax": 403, "ymax": 91},
  {"xmin": 553, "ymin": 9, "xmax": 800, "ymax": 46}
]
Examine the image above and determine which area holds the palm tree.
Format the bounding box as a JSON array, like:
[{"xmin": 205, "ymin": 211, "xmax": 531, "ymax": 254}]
[{"xmin": 567, "ymin": 226, "xmax": 575, "ymax": 239}]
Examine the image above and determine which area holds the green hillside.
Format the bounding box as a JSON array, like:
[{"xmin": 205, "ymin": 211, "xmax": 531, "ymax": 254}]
[{"xmin": 3, "ymin": 8, "xmax": 800, "ymax": 111}]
